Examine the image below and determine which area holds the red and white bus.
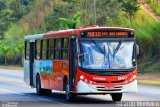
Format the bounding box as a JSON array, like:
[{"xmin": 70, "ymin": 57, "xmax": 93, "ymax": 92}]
[{"xmin": 24, "ymin": 26, "xmax": 138, "ymax": 101}]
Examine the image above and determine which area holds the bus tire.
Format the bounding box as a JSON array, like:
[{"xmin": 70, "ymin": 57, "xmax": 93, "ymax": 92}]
[
  {"xmin": 65, "ymin": 81, "xmax": 75, "ymax": 101},
  {"xmin": 36, "ymin": 75, "xmax": 52, "ymax": 96},
  {"xmin": 111, "ymin": 93, "xmax": 122, "ymax": 101}
]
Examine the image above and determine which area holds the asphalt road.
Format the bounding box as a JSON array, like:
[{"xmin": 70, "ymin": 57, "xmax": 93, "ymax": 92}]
[{"xmin": 0, "ymin": 69, "xmax": 160, "ymax": 107}]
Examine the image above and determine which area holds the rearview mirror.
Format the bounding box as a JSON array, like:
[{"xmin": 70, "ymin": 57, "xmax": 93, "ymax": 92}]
[{"xmin": 136, "ymin": 44, "xmax": 139, "ymax": 56}]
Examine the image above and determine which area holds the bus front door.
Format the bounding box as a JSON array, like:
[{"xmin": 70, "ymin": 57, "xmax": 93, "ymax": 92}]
[{"xmin": 69, "ymin": 37, "xmax": 76, "ymax": 91}]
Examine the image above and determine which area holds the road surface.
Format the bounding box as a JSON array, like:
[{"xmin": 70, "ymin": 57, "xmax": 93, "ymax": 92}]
[{"xmin": 0, "ymin": 69, "xmax": 159, "ymax": 107}]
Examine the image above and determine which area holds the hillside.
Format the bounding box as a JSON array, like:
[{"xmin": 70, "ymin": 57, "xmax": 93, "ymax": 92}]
[
  {"xmin": 0, "ymin": 0, "xmax": 54, "ymax": 64},
  {"xmin": 145, "ymin": 0, "xmax": 160, "ymax": 16},
  {"xmin": 0, "ymin": 0, "xmax": 160, "ymax": 73}
]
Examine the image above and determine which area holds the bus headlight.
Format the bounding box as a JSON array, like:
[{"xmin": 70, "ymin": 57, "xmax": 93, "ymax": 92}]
[
  {"xmin": 130, "ymin": 75, "xmax": 137, "ymax": 82},
  {"xmin": 80, "ymin": 75, "xmax": 84, "ymax": 79},
  {"xmin": 133, "ymin": 75, "xmax": 137, "ymax": 79}
]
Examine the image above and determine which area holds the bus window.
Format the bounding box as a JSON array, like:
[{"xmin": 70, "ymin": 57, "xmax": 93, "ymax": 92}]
[
  {"xmin": 55, "ymin": 38, "xmax": 61, "ymax": 59},
  {"xmin": 62, "ymin": 38, "xmax": 68, "ymax": 60},
  {"xmin": 42, "ymin": 39, "xmax": 47, "ymax": 59},
  {"xmin": 35, "ymin": 40, "xmax": 41, "ymax": 60},
  {"xmin": 48, "ymin": 39, "xmax": 54, "ymax": 59},
  {"xmin": 25, "ymin": 41, "xmax": 30, "ymax": 60},
  {"xmin": 63, "ymin": 38, "xmax": 68, "ymax": 48}
]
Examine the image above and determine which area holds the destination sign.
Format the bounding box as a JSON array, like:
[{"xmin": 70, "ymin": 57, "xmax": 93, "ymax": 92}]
[
  {"xmin": 80, "ymin": 31, "xmax": 134, "ymax": 38},
  {"xmin": 88, "ymin": 31, "xmax": 128, "ymax": 37}
]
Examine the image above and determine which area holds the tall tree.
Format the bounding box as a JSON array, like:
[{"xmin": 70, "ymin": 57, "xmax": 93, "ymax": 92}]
[
  {"xmin": 0, "ymin": 43, "xmax": 10, "ymax": 64},
  {"xmin": 122, "ymin": 0, "xmax": 140, "ymax": 27}
]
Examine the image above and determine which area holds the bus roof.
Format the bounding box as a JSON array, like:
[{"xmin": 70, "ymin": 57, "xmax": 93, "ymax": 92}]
[
  {"xmin": 24, "ymin": 26, "xmax": 135, "ymax": 40},
  {"xmin": 25, "ymin": 34, "xmax": 44, "ymax": 40},
  {"xmin": 44, "ymin": 29, "xmax": 75, "ymax": 39},
  {"xmin": 77, "ymin": 26, "xmax": 135, "ymax": 31}
]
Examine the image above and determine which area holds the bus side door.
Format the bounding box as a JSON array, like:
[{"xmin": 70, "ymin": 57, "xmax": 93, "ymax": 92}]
[
  {"xmin": 69, "ymin": 37, "xmax": 76, "ymax": 91},
  {"xmin": 24, "ymin": 40, "xmax": 35, "ymax": 86}
]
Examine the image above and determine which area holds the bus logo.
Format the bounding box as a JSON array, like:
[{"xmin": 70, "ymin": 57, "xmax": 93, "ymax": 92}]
[
  {"xmin": 118, "ymin": 76, "xmax": 127, "ymax": 81},
  {"xmin": 93, "ymin": 77, "xmax": 106, "ymax": 81}
]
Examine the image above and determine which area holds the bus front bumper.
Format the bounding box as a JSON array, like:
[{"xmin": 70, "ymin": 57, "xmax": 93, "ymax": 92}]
[{"xmin": 76, "ymin": 80, "xmax": 137, "ymax": 94}]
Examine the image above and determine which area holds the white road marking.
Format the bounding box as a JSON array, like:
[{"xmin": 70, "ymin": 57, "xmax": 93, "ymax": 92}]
[
  {"xmin": 0, "ymin": 88, "xmax": 73, "ymax": 107},
  {"xmin": 0, "ymin": 88, "xmax": 26, "ymax": 96}
]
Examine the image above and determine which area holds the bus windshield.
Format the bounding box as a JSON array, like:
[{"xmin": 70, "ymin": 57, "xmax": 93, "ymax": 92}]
[{"xmin": 78, "ymin": 40, "xmax": 136, "ymax": 70}]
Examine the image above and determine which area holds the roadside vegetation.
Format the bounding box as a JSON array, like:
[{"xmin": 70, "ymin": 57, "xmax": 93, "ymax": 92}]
[
  {"xmin": 138, "ymin": 73, "xmax": 160, "ymax": 86},
  {"xmin": 0, "ymin": 0, "xmax": 160, "ymax": 74},
  {"xmin": 145, "ymin": 0, "xmax": 160, "ymax": 16}
]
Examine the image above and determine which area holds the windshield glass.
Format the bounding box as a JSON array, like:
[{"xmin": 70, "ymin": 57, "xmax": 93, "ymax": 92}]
[{"xmin": 78, "ymin": 40, "xmax": 136, "ymax": 69}]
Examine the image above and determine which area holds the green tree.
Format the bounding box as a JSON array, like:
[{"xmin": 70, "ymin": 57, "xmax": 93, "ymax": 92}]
[
  {"xmin": 0, "ymin": 9, "xmax": 14, "ymax": 39},
  {"xmin": 0, "ymin": 1, "xmax": 6, "ymax": 10},
  {"xmin": 0, "ymin": 43, "xmax": 10, "ymax": 64},
  {"xmin": 122, "ymin": 0, "xmax": 140, "ymax": 27},
  {"xmin": 59, "ymin": 12, "xmax": 81, "ymax": 29},
  {"xmin": 14, "ymin": 41, "xmax": 24, "ymax": 65}
]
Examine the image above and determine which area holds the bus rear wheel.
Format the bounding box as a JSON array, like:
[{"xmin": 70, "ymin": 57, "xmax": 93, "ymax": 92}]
[
  {"xmin": 110, "ymin": 93, "xmax": 122, "ymax": 101},
  {"xmin": 65, "ymin": 81, "xmax": 75, "ymax": 101},
  {"xmin": 36, "ymin": 75, "xmax": 52, "ymax": 96}
]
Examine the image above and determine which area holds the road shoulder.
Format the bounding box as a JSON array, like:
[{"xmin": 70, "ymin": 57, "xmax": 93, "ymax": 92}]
[
  {"xmin": 0, "ymin": 65, "xmax": 23, "ymax": 70},
  {"xmin": 138, "ymin": 73, "xmax": 160, "ymax": 87}
]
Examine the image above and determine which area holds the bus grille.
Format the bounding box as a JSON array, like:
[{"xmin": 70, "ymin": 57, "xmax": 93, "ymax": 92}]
[
  {"xmin": 96, "ymin": 86, "xmax": 123, "ymax": 92},
  {"xmin": 93, "ymin": 80, "xmax": 125, "ymax": 84}
]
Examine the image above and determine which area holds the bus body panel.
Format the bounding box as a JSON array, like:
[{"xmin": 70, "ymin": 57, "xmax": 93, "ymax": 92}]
[
  {"xmin": 24, "ymin": 60, "xmax": 30, "ymax": 85},
  {"xmin": 50, "ymin": 60, "xmax": 63, "ymax": 91},
  {"xmin": 75, "ymin": 68, "xmax": 137, "ymax": 94},
  {"xmin": 34, "ymin": 60, "xmax": 69, "ymax": 91},
  {"xmin": 33, "ymin": 60, "xmax": 40, "ymax": 87}
]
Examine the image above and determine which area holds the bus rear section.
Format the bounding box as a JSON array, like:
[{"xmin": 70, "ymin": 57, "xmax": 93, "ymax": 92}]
[{"xmin": 24, "ymin": 26, "xmax": 138, "ymax": 101}]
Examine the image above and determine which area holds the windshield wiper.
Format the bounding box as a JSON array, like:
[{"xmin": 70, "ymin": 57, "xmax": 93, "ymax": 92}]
[
  {"xmin": 92, "ymin": 40, "xmax": 105, "ymax": 54},
  {"xmin": 92, "ymin": 40, "xmax": 108, "ymax": 68},
  {"xmin": 113, "ymin": 40, "xmax": 122, "ymax": 58}
]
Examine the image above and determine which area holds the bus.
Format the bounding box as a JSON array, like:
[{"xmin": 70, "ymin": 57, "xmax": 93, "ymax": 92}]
[{"xmin": 24, "ymin": 26, "xmax": 138, "ymax": 101}]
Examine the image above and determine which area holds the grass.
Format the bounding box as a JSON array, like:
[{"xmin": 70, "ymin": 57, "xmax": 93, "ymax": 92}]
[
  {"xmin": 0, "ymin": 65, "xmax": 23, "ymax": 70},
  {"xmin": 138, "ymin": 80, "xmax": 160, "ymax": 86},
  {"xmin": 138, "ymin": 73, "xmax": 160, "ymax": 86},
  {"xmin": 145, "ymin": 0, "xmax": 160, "ymax": 16}
]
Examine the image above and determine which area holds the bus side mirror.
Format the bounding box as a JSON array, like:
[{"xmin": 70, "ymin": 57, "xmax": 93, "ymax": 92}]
[{"xmin": 136, "ymin": 44, "xmax": 139, "ymax": 56}]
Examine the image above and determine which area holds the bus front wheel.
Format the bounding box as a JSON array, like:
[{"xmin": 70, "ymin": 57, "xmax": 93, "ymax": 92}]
[
  {"xmin": 65, "ymin": 81, "xmax": 75, "ymax": 101},
  {"xmin": 36, "ymin": 75, "xmax": 52, "ymax": 96},
  {"xmin": 110, "ymin": 93, "xmax": 122, "ymax": 101}
]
